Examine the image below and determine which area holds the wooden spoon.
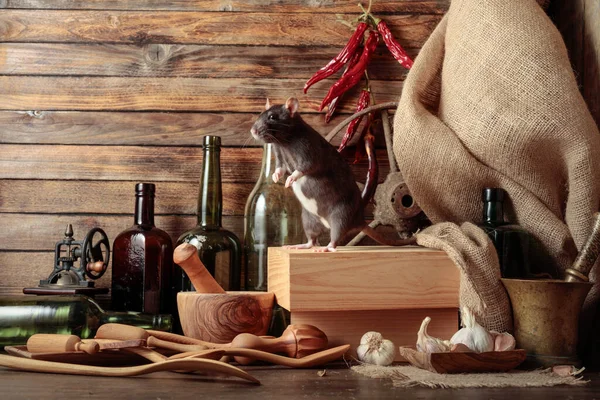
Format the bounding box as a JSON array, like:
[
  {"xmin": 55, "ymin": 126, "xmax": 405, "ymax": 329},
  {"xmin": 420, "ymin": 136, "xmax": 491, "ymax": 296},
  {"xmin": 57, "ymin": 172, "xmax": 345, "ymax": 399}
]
[
  {"xmin": 169, "ymin": 345, "xmax": 352, "ymax": 368},
  {"xmin": 0, "ymin": 354, "xmax": 259, "ymax": 383}
]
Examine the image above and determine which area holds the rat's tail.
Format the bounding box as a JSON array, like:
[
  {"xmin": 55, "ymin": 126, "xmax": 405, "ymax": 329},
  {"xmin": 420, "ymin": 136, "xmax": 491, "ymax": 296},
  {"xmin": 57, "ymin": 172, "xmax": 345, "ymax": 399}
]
[{"xmin": 362, "ymin": 225, "xmax": 417, "ymax": 246}]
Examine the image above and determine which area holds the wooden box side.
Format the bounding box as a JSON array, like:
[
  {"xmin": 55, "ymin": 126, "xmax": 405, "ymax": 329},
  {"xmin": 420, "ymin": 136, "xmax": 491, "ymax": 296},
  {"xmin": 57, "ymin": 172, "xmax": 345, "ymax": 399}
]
[
  {"xmin": 291, "ymin": 308, "xmax": 459, "ymax": 362},
  {"xmin": 267, "ymin": 247, "xmax": 291, "ymax": 310},
  {"xmin": 268, "ymin": 246, "xmax": 459, "ymax": 312}
]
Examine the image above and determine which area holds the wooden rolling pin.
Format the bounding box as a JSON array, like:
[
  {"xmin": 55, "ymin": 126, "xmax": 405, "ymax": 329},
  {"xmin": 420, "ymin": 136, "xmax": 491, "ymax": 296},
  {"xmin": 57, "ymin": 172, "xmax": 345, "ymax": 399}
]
[
  {"xmin": 27, "ymin": 334, "xmax": 100, "ymax": 355},
  {"xmin": 565, "ymin": 212, "xmax": 600, "ymax": 282},
  {"xmin": 173, "ymin": 243, "xmax": 225, "ymax": 294}
]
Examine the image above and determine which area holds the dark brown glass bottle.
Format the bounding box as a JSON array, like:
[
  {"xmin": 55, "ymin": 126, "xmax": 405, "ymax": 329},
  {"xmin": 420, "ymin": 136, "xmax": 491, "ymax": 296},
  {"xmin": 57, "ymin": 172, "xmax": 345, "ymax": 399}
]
[
  {"xmin": 176, "ymin": 136, "xmax": 242, "ymax": 292},
  {"xmin": 111, "ymin": 183, "xmax": 175, "ymax": 315},
  {"xmin": 479, "ymin": 188, "xmax": 530, "ymax": 278}
]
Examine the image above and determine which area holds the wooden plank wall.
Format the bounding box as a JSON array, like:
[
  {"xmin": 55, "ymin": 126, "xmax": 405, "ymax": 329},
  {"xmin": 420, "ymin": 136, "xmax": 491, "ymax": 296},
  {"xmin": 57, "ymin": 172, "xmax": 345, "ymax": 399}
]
[
  {"xmin": 0, "ymin": 0, "xmax": 597, "ymax": 298},
  {"xmin": 0, "ymin": 1, "xmax": 447, "ymax": 296}
]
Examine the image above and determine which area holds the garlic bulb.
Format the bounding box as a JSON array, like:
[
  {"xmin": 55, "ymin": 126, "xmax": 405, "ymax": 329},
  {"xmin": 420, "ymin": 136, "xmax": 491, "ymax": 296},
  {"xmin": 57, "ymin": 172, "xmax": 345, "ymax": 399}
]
[
  {"xmin": 450, "ymin": 307, "xmax": 494, "ymax": 353},
  {"xmin": 416, "ymin": 316, "xmax": 452, "ymax": 353},
  {"xmin": 356, "ymin": 331, "xmax": 396, "ymax": 366}
]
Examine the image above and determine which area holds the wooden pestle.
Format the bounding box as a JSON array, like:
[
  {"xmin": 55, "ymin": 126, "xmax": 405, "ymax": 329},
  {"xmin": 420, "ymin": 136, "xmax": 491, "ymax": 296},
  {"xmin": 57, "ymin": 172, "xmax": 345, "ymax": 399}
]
[
  {"xmin": 565, "ymin": 212, "xmax": 600, "ymax": 282},
  {"xmin": 173, "ymin": 243, "xmax": 225, "ymax": 294},
  {"xmin": 27, "ymin": 334, "xmax": 100, "ymax": 355},
  {"xmin": 95, "ymin": 323, "xmax": 149, "ymax": 341}
]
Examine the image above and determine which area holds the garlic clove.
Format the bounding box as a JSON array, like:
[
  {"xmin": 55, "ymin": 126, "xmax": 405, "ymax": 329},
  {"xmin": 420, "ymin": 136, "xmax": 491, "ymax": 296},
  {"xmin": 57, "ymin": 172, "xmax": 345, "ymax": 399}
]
[
  {"xmin": 493, "ymin": 332, "xmax": 516, "ymax": 351},
  {"xmin": 416, "ymin": 317, "xmax": 452, "ymax": 353},
  {"xmin": 356, "ymin": 331, "xmax": 396, "ymax": 366},
  {"xmin": 449, "ymin": 307, "xmax": 494, "ymax": 353},
  {"xmin": 450, "ymin": 343, "xmax": 473, "ymax": 352}
]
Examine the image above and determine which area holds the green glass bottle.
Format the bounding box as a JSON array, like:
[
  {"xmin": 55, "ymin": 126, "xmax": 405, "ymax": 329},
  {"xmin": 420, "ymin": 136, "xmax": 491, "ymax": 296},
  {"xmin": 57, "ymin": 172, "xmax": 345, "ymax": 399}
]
[
  {"xmin": 479, "ymin": 188, "xmax": 531, "ymax": 278},
  {"xmin": 244, "ymin": 143, "xmax": 304, "ymax": 291},
  {"xmin": 176, "ymin": 136, "xmax": 242, "ymax": 292},
  {"xmin": 0, "ymin": 295, "xmax": 171, "ymax": 347}
]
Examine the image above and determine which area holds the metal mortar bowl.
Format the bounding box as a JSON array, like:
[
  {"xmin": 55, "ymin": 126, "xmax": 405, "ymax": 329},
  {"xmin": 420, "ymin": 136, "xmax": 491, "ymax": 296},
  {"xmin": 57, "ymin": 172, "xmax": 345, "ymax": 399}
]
[{"xmin": 501, "ymin": 278, "xmax": 592, "ymax": 367}]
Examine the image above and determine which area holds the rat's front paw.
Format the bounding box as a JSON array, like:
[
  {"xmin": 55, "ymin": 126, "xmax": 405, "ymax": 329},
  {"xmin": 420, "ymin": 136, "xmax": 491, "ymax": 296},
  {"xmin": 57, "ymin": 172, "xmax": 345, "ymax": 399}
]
[
  {"xmin": 272, "ymin": 167, "xmax": 284, "ymax": 183},
  {"xmin": 285, "ymin": 175, "xmax": 296, "ymax": 188}
]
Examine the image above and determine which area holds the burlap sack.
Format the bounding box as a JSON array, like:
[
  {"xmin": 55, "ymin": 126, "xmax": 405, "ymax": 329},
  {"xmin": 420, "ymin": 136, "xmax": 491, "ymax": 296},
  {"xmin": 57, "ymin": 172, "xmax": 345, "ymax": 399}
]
[{"xmin": 394, "ymin": 0, "xmax": 600, "ymax": 335}]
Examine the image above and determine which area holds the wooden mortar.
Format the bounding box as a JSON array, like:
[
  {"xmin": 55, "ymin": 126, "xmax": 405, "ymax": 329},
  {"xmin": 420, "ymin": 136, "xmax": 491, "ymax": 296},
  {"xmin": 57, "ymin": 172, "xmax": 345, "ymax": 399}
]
[{"xmin": 174, "ymin": 242, "xmax": 275, "ymax": 343}]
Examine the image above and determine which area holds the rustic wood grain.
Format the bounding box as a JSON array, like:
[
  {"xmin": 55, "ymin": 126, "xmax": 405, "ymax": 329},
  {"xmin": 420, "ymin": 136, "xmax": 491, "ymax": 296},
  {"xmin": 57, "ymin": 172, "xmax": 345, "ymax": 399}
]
[
  {"xmin": 0, "ymin": 252, "xmax": 59, "ymax": 289},
  {"xmin": 177, "ymin": 292, "xmax": 274, "ymax": 343},
  {"xmin": 0, "ymin": 0, "xmax": 450, "ymax": 14},
  {"xmin": 0, "ymin": 214, "xmax": 243, "ymax": 251},
  {"xmin": 0, "ymin": 180, "xmax": 253, "ymax": 215},
  {"xmin": 0, "ymin": 76, "xmax": 403, "ymax": 112},
  {"xmin": 268, "ymin": 246, "xmax": 460, "ymax": 312},
  {"xmin": 0, "ymin": 145, "xmax": 391, "ymax": 183},
  {"xmin": 0, "ymin": 43, "xmax": 413, "ymax": 80},
  {"xmin": 0, "ymin": 111, "xmax": 388, "ymax": 148},
  {"xmin": 0, "ymin": 11, "xmax": 441, "ymax": 47},
  {"xmin": 291, "ymin": 308, "xmax": 458, "ymax": 362}
]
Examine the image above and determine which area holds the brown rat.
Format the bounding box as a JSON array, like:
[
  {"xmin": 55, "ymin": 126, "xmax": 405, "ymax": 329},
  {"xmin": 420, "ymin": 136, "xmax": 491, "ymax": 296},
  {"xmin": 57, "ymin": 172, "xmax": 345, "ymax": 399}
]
[{"xmin": 250, "ymin": 97, "xmax": 416, "ymax": 252}]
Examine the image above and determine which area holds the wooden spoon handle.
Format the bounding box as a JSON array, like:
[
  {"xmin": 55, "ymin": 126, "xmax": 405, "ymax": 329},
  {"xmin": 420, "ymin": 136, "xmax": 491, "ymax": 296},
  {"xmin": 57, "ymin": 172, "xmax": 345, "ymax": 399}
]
[
  {"xmin": 173, "ymin": 243, "xmax": 226, "ymax": 294},
  {"xmin": 174, "ymin": 345, "xmax": 351, "ymax": 368},
  {"xmin": 147, "ymin": 336, "xmax": 211, "ymax": 352},
  {"xmin": 146, "ymin": 330, "xmax": 214, "ymax": 346},
  {"xmin": 121, "ymin": 347, "xmax": 167, "ymax": 363},
  {"xmin": 0, "ymin": 354, "xmax": 259, "ymax": 383}
]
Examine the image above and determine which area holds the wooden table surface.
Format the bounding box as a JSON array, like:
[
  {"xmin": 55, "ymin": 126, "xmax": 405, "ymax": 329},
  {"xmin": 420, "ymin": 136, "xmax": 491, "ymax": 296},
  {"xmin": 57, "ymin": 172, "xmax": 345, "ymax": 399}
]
[{"xmin": 1, "ymin": 364, "xmax": 600, "ymax": 400}]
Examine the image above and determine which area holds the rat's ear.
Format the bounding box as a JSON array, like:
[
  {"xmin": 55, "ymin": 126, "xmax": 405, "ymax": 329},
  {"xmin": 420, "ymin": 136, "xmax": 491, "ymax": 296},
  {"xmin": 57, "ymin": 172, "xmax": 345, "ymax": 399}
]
[
  {"xmin": 285, "ymin": 97, "xmax": 299, "ymax": 117},
  {"xmin": 265, "ymin": 98, "xmax": 272, "ymax": 110}
]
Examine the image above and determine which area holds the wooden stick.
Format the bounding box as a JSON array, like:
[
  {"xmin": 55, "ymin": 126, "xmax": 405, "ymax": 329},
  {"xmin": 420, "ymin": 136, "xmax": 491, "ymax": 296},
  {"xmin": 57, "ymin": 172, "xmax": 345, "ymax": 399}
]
[
  {"xmin": 27, "ymin": 334, "xmax": 99, "ymax": 355},
  {"xmin": 173, "ymin": 243, "xmax": 226, "ymax": 294}
]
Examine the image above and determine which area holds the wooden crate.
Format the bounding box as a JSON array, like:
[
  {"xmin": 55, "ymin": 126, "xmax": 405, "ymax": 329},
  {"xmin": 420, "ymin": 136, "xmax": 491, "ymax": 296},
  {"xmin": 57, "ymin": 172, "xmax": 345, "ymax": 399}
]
[{"xmin": 268, "ymin": 246, "xmax": 460, "ymax": 361}]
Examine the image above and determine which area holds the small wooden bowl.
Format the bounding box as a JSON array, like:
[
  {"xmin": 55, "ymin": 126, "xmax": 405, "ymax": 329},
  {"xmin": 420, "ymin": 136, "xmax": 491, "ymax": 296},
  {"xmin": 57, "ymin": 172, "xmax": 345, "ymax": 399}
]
[{"xmin": 177, "ymin": 291, "xmax": 275, "ymax": 343}]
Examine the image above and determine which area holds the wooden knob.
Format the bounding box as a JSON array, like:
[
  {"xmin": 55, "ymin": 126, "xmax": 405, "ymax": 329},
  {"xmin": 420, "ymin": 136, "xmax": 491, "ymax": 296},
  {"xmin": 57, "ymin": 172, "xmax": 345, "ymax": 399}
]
[{"xmin": 173, "ymin": 243, "xmax": 225, "ymax": 294}]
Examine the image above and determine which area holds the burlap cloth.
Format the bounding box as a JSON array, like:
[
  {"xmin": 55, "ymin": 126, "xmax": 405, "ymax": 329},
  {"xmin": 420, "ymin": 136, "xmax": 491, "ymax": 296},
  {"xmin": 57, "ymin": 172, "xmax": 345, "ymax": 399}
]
[
  {"xmin": 394, "ymin": 0, "xmax": 600, "ymax": 339},
  {"xmin": 352, "ymin": 364, "xmax": 587, "ymax": 388}
]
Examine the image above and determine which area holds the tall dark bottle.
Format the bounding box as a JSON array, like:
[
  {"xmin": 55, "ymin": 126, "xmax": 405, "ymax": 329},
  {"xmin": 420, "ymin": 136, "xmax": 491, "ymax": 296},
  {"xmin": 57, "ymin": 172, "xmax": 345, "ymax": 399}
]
[
  {"xmin": 479, "ymin": 187, "xmax": 530, "ymax": 278},
  {"xmin": 244, "ymin": 143, "xmax": 304, "ymax": 291},
  {"xmin": 176, "ymin": 135, "xmax": 242, "ymax": 292},
  {"xmin": 111, "ymin": 183, "xmax": 174, "ymax": 315}
]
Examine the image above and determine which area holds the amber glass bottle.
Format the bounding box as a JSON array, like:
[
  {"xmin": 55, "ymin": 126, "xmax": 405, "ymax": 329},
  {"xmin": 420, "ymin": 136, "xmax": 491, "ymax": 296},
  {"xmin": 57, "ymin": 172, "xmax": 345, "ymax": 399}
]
[
  {"xmin": 176, "ymin": 136, "xmax": 242, "ymax": 292},
  {"xmin": 479, "ymin": 188, "xmax": 530, "ymax": 278},
  {"xmin": 244, "ymin": 143, "xmax": 304, "ymax": 291},
  {"xmin": 111, "ymin": 183, "xmax": 175, "ymax": 315}
]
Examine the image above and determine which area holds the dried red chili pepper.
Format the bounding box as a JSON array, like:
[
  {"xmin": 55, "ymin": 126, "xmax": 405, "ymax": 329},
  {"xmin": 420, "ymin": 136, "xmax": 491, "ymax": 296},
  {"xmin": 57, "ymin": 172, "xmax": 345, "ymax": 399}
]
[
  {"xmin": 360, "ymin": 129, "xmax": 378, "ymax": 205},
  {"xmin": 319, "ymin": 30, "xmax": 380, "ymax": 112},
  {"xmin": 338, "ymin": 88, "xmax": 370, "ymax": 152},
  {"xmin": 325, "ymin": 49, "xmax": 362, "ymax": 123},
  {"xmin": 353, "ymin": 112, "xmax": 373, "ymax": 164},
  {"xmin": 303, "ymin": 22, "xmax": 368, "ymax": 94},
  {"xmin": 375, "ymin": 19, "xmax": 413, "ymax": 70}
]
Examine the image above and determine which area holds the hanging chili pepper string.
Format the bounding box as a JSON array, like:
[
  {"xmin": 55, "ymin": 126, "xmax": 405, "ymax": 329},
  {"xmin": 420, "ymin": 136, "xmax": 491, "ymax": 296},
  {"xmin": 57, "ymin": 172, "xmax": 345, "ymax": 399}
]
[
  {"xmin": 338, "ymin": 86, "xmax": 371, "ymax": 153},
  {"xmin": 325, "ymin": 49, "xmax": 363, "ymax": 123},
  {"xmin": 303, "ymin": 22, "xmax": 369, "ymax": 94},
  {"xmin": 318, "ymin": 30, "xmax": 380, "ymax": 112}
]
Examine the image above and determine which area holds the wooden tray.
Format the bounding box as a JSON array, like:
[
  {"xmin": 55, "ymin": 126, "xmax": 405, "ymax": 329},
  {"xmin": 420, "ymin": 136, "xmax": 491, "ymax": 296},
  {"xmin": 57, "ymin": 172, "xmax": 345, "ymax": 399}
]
[
  {"xmin": 398, "ymin": 347, "xmax": 527, "ymax": 374},
  {"xmin": 4, "ymin": 346, "xmax": 154, "ymax": 367}
]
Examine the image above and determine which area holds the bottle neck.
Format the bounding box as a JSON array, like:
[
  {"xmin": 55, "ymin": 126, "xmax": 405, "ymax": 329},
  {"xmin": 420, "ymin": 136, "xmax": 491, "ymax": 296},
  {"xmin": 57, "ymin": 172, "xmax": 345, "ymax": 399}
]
[
  {"xmin": 100, "ymin": 311, "xmax": 172, "ymax": 332},
  {"xmin": 135, "ymin": 193, "xmax": 155, "ymax": 227},
  {"xmin": 483, "ymin": 201, "xmax": 505, "ymax": 225},
  {"xmin": 198, "ymin": 145, "xmax": 222, "ymax": 228},
  {"xmin": 260, "ymin": 143, "xmax": 277, "ymax": 180}
]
